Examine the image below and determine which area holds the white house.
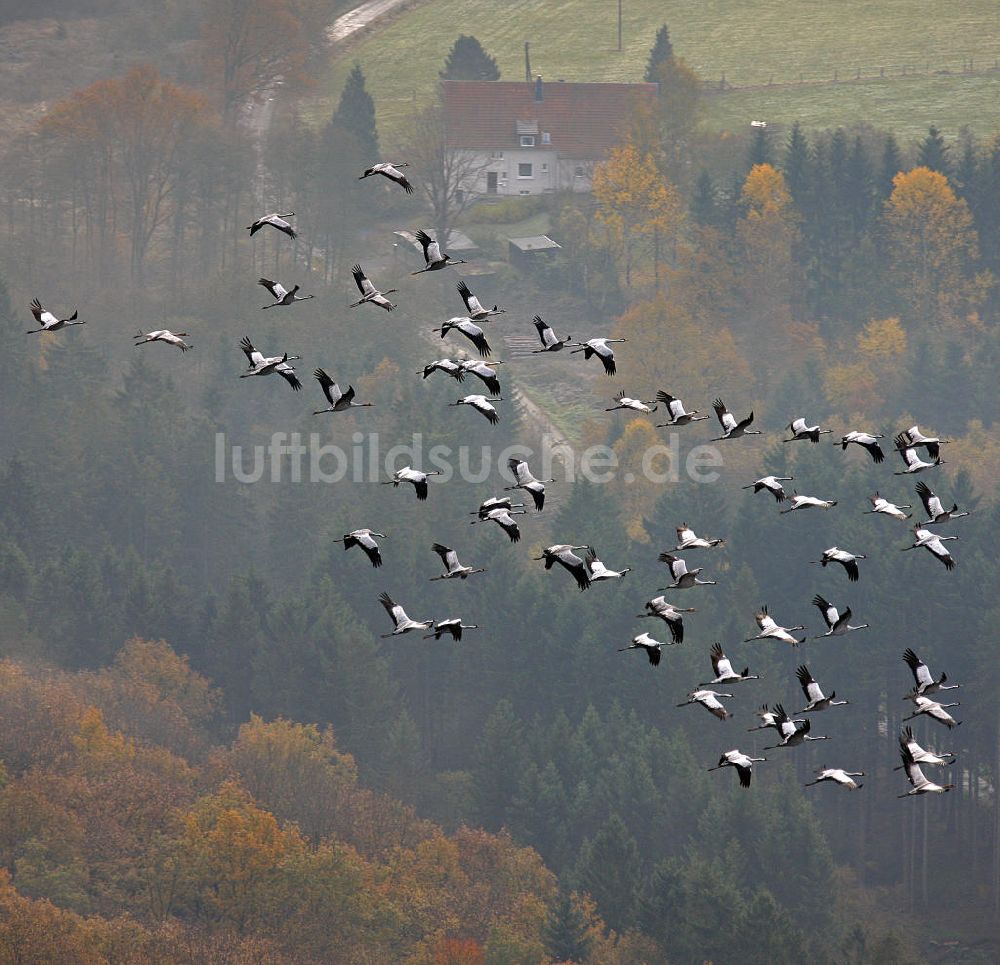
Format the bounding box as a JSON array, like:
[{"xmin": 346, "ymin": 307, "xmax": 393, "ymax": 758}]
[{"xmin": 442, "ymin": 77, "xmax": 658, "ymax": 198}]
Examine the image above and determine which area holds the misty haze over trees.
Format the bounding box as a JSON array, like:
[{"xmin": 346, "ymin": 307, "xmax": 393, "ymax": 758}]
[{"xmin": 1, "ymin": 0, "xmax": 999, "ymax": 962}]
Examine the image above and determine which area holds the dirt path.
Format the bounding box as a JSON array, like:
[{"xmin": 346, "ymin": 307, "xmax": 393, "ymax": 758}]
[{"xmin": 327, "ymin": 0, "xmax": 417, "ymax": 43}]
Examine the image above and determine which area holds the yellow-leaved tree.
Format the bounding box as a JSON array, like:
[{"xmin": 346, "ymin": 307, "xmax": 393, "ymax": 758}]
[
  {"xmin": 611, "ymin": 419, "xmax": 666, "ymax": 542},
  {"xmin": 824, "ymin": 317, "xmax": 908, "ymax": 415},
  {"xmin": 735, "ymin": 163, "xmax": 801, "ymax": 333},
  {"xmin": 883, "ymin": 167, "xmax": 988, "ymax": 323},
  {"xmin": 592, "ymin": 142, "xmax": 686, "ymax": 292}
]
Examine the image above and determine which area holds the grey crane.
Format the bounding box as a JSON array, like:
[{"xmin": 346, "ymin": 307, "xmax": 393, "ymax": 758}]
[
  {"xmin": 26, "ymin": 298, "xmax": 84, "ymax": 334},
  {"xmin": 259, "ymin": 277, "xmax": 313, "ymax": 309},
  {"xmin": 313, "ymin": 369, "xmax": 374, "ymax": 413},
  {"xmin": 360, "ymin": 161, "xmax": 413, "ymax": 193},
  {"xmin": 709, "ymin": 749, "xmax": 766, "ymax": 788},
  {"xmin": 247, "ymin": 212, "xmax": 296, "ymax": 238},
  {"xmin": 334, "ymin": 529, "xmax": 386, "ymax": 568}
]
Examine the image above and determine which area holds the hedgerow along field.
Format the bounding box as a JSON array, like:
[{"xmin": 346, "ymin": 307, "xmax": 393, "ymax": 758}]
[{"xmin": 312, "ymin": 0, "xmax": 1000, "ymax": 142}]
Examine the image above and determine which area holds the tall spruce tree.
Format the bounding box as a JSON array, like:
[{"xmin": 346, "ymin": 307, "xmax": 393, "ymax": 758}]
[
  {"xmin": 330, "ymin": 64, "xmax": 379, "ymax": 160},
  {"xmin": 440, "ymin": 35, "xmax": 500, "ymax": 81},
  {"xmin": 691, "ymin": 169, "xmax": 719, "ymax": 226},
  {"xmin": 783, "ymin": 121, "xmax": 812, "ymax": 207},
  {"xmin": 748, "ymin": 124, "xmax": 772, "ymax": 169},
  {"xmin": 846, "ymin": 135, "xmax": 875, "ymax": 235},
  {"xmin": 879, "ymin": 133, "xmax": 904, "ymax": 201},
  {"xmin": 543, "ymin": 889, "xmax": 593, "ymax": 963},
  {"xmin": 917, "ymin": 124, "xmax": 950, "ymax": 178},
  {"xmin": 976, "ymin": 135, "xmax": 1000, "ymax": 272},
  {"xmin": 573, "ymin": 813, "xmax": 641, "ymax": 931},
  {"xmin": 954, "ymin": 132, "xmax": 978, "ymax": 197},
  {"xmin": 644, "ymin": 24, "xmax": 674, "ymax": 83}
]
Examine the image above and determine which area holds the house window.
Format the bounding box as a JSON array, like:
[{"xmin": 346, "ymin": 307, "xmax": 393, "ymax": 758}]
[
  {"xmin": 541, "ymin": 132, "xmax": 551, "ymax": 144},
  {"xmin": 574, "ymin": 165, "xmax": 585, "ymax": 177},
  {"xmin": 491, "ymin": 150, "xmax": 504, "ymax": 159},
  {"xmin": 541, "ymin": 163, "xmax": 548, "ymax": 172},
  {"xmin": 519, "ymin": 189, "xmax": 531, "ymax": 195},
  {"xmin": 519, "ymin": 135, "xmax": 535, "ymax": 147},
  {"xmin": 518, "ymin": 163, "xmax": 533, "ymax": 178}
]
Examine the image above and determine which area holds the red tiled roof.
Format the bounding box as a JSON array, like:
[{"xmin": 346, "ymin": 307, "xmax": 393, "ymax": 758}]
[{"xmin": 442, "ymin": 80, "xmax": 658, "ymax": 160}]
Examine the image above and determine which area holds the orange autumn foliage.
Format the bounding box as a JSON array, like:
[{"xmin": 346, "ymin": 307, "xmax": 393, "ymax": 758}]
[{"xmin": 883, "ymin": 166, "xmax": 985, "ymax": 323}]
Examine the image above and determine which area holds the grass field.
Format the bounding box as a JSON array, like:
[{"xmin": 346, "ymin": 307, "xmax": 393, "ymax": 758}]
[
  {"xmin": 309, "ymin": 0, "xmax": 1000, "ymax": 144},
  {"xmin": 703, "ymin": 71, "xmax": 1000, "ymax": 142}
]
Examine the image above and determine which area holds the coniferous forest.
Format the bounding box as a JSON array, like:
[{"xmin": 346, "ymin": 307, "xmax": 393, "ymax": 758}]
[{"xmin": 1, "ymin": 2, "xmax": 999, "ymax": 963}]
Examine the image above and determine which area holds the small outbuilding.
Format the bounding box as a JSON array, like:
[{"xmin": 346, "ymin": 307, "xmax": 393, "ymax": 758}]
[{"xmin": 508, "ymin": 235, "xmax": 561, "ymax": 270}]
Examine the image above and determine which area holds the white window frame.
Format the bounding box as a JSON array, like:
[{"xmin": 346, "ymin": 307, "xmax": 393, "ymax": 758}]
[
  {"xmin": 519, "ymin": 135, "xmax": 536, "ymax": 148},
  {"xmin": 541, "ymin": 132, "xmax": 551, "ymax": 144},
  {"xmin": 517, "ymin": 163, "xmax": 533, "ymax": 179}
]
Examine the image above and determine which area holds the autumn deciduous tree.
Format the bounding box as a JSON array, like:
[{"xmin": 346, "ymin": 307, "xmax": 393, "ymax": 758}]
[
  {"xmin": 592, "ymin": 142, "xmax": 686, "ymax": 290},
  {"xmin": 228, "ymin": 715, "xmax": 359, "ymax": 841},
  {"xmin": 735, "ymin": 163, "xmax": 801, "ymax": 328},
  {"xmin": 430, "ymin": 936, "xmax": 486, "ymax": 964},
  {"xmin": 403, "ymin": 100, "xmax": 490, "ymax": 244},
  {"xmin": 652, "ymin": 56, "xmax": 703, "ymax": 185},
  {"xmin": 201, "ymin": 0, "xmax": 310, "ymax": 121},
  {"xmin": 610, "ymin": 419, "xmax": 665, "ymax": 542},
  {"xmin": 883, "ymin": 166, "xmax": 988, "ymax": 322},
  {"xmin": 824, "ymin": 317, "xmax": 908, "ymax": 415},
  {"xmin": 613, "ymin": 295, "xmax": 752, "ymax": 404},
  {"xmin": 40, "ymin": 66, "xmax": 211, "ymax": 282},
  {"xmin": 177, "ymin": 781, "xmax": 307, "ymax": 930}
]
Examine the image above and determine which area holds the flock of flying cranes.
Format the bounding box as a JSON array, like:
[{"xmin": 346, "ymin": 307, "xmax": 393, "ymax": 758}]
[{"xmin": 25, "ymin": 157, "xmax": 971, "ymax": 801}]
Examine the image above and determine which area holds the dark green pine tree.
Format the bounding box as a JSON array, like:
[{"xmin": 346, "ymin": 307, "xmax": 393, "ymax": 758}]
[
  {"xmin": 644, "ymin": 24, "xmax": 674, "ymax": 83},
  {"xmin": 572, "ymin": 812, "xmax": 641, "ymax": 931},
  {"xmin": 748, "ymin": 124, "xmax": 772, "ymax": 169},
  {"xmin": 321, "ymin": 64, "xmax": 379, "ymax": 268},
  {"xmin": 949, "ymin": 467, "xmax": 981, "ymax": 517},
  {"xmin": 329, "ymin": 64, "xmax": 379, "ymax": 160},
  {"xmin": 691, "ymin": 169, "xmax": 719, "ymax": 226},
  {"xmin": 722, "ymin": 171, "xmax": 747, "ymax": 226},
  {"xmin": 0, "ymin": 275, "xmax": 31, "ymax": 414},
  {"xmin": 878, "ymin": 133, "xmax": 904, "ymax": 201},
  {"xmin": 510, "ymin": 761, "xmax": 572, "ymax": 867},
  {"xmin": 782, "ymin": 121, "xmax": 812, "ymax": 207},
  {"xmin": 542, "ymin": 889, "xmax": 594, "ymax": 964},
  {"xmin": 954, "ymin": 132, "xmax": 978, "ymax": 198},
  {"xmin": 916, "ymin": 124, "xmax": 950, "ymax": 178},
  {"xmin": 439, "ymin": 35, "xmax": 500, "ymax": 81},
  {"xmin": 829, "ymin": 127, "xmax": 850, "ymax": 205},
  {"xmin": 641, "ymin": 853, "xmax": 747, "ymax": 963},
  {"xmin": 845, "ymin": 135, "xmax": 875, "ymax": 236},
  {"xmin": 0, "ymin": 454, "xmax": 43, "ymax": 550},
  {"xmin": 738, "ymin": 890, "xmax": 809, "ymax": 965},
  {"xmin": 473, "ymin": 699, "xmax": 527, "ymax": 827},
  {"xmin": 975, "ymin": 135, "xmax": 1000, "ymax": 273},
  {"xmin": 379, "ymin": 709, "xmax": 430, "ymax": 807}
]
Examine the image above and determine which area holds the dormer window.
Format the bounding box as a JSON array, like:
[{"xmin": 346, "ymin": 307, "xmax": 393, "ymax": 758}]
[
  {"xmin": 516, "ymin": 120, "xmax": 539, "ymax": 148},
  {"xmin": 541, "ymin": 132, "xmax": 551, "ymax": 144}
]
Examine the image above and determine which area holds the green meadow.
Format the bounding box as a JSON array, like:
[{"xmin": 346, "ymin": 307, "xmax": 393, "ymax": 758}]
[{"xmin": 310, "ymin": 0, "xmax": 1000, "ymax": 143}]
